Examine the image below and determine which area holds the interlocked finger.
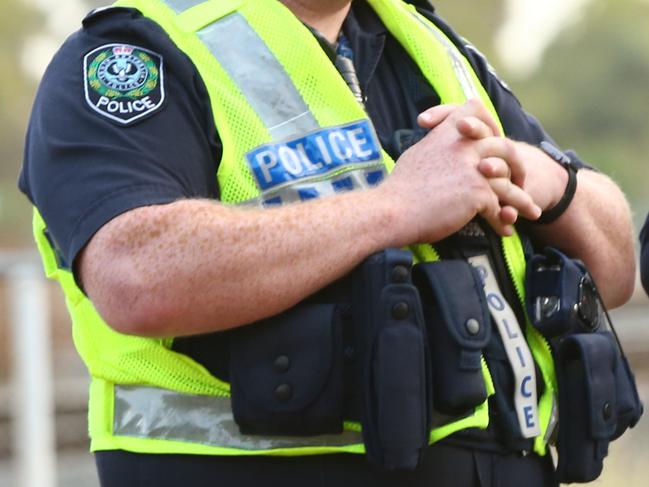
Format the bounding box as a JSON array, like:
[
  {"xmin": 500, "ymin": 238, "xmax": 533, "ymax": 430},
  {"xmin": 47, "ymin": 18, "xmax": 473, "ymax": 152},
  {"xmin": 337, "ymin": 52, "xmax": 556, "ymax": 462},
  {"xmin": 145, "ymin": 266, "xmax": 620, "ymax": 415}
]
[
  {"xmin": 457, "ymin": 99, "xmax": 502, "ymax": 137},
  {"xmin": 417, "ymin": 104, "xmax": 458, "ymax": 128},
  {"xmin": 457, "ymin": 116, "xmax": 495, "ymax": 140},
  {"xmin": 476, "ymin": 138, "xmax": 526, "ymax": 187},
  {"xmin": 488, "ymin": 177, "xmax": 541, "ymax": 221},
  {"xmin": 498, "ymin": 205, "xmax": 519, "ymax": 226},
  {"xmin": 478, "ymin": 157, "xmax": 512, "ymax": 180},
  {"xmin": 479, "ymin": 196, "xmax": 514, "ymax": 237}
]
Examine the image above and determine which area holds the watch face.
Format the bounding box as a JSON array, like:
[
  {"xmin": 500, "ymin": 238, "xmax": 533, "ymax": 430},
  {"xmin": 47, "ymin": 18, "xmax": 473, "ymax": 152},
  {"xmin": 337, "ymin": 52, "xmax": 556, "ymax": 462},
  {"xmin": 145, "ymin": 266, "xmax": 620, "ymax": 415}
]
[
  {"xmin": 577, "ymin": 276, "xmax": 599, "ymax": 330},
  {"xmin": 540, "ymin": 141, "xmax": 571, "ymax": 165}
]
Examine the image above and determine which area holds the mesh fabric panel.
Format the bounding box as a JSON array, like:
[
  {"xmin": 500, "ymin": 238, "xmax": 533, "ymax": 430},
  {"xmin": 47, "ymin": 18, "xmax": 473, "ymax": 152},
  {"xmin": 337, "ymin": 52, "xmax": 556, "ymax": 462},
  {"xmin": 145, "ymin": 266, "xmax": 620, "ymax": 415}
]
[{"xmin": 71, "ymin": 296, "xmax": 228, "ymax": 395}]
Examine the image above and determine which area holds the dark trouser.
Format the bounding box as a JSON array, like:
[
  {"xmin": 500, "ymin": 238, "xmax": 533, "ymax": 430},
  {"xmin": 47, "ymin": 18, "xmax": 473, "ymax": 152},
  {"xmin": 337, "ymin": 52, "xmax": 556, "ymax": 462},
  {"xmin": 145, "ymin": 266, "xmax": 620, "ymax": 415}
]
[{"xmin": 95, "ymin": 443, "xmax": 558, "ymax": 487}]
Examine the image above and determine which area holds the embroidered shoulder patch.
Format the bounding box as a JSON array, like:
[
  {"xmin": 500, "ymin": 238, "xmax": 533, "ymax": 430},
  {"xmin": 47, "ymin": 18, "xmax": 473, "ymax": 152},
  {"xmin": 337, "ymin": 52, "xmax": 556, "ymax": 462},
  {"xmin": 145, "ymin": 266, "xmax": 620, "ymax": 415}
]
[{"xmin": 84, "ymin": 44, "xmax": 165, "ymax": 125}]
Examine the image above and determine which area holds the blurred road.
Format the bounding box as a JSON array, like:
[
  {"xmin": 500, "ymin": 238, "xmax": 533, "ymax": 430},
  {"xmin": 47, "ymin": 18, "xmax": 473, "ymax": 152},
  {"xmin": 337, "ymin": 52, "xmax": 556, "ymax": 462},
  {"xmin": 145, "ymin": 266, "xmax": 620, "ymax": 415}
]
[{"xmin": 0, "ymin": 450, "xmax": 98, "ymax": 487}]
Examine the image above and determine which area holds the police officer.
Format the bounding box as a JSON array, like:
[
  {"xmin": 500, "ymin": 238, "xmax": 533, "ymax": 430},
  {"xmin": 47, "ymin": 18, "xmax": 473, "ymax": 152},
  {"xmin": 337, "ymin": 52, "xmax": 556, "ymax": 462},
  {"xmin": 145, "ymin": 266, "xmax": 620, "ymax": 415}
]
[{"xmin": 19, "ymin": 0, "xmax": 636, "ymax": 486}]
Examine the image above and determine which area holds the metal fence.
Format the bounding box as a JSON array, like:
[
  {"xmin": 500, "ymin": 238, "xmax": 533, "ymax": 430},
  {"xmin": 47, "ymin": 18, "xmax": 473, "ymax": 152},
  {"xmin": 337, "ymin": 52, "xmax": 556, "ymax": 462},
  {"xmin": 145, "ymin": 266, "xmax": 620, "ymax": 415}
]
[{"xmin": 1, "ymin": 251, "xmax": 56, "ymax": 487}]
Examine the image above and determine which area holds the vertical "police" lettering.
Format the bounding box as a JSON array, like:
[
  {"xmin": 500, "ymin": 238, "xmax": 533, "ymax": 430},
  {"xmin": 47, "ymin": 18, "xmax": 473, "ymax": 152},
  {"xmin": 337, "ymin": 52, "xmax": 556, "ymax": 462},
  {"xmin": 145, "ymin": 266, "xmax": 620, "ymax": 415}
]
[{"xmin": 469, "ymin": 255, "xmax": 541, "ymax": 439}]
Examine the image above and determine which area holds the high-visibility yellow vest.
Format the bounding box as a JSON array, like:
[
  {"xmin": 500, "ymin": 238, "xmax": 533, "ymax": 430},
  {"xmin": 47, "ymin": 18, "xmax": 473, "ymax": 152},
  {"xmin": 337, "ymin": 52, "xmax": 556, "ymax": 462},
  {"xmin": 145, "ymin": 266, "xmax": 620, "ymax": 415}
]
[{"xmin": 32, "ymin": 0, "xmax": 556, "ymax": 457}]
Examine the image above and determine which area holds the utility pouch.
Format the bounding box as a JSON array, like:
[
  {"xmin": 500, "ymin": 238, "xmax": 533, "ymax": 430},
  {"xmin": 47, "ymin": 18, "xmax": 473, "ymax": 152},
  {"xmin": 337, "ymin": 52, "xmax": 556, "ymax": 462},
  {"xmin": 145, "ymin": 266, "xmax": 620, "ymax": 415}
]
[
  {"xmin": 413, "ymin": 260, "xmax": 491, "ymax": 415},
  {"xmin": 556, "ymin": 333, "xmax": 617, "ymax": 483},
  {"xmin": 352, "ymin": 249, "xmax": 432, "ymax": 471},
  {"xmin": 229, "ymin": 303, "xmax": 345, "ymax": 436},
  {"xmin": 526, "ymin": 247, "xmax": 643, "ymax": 443}
]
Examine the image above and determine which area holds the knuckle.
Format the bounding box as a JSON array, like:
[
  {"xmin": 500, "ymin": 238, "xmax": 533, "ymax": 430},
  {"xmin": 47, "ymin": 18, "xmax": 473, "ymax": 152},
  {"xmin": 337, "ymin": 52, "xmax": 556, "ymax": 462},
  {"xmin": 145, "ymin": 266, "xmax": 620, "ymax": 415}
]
[
  {"xmin": 486, "ymin": 190, "xmax": 499, "ymax": 212},
  {"xmin": 501, "ymin": 138, "xmax": 515, "ymax": 157},
  {"xmin": 491, "ymin": 178, "xmax": 507, "ymax": 194}
]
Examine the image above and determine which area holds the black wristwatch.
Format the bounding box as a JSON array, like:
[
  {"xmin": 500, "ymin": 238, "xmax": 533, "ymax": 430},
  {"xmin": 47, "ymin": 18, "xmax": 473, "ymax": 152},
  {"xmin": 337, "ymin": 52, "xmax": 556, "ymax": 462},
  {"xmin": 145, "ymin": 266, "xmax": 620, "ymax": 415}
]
[{"xmin": 536, "ymin": 141, "xmax": 578, "ymax": 224}]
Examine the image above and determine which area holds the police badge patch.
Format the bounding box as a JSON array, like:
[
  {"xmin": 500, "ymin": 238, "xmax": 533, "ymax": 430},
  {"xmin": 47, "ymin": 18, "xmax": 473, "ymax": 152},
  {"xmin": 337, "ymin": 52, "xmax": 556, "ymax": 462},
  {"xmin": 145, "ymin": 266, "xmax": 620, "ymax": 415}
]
[{"xmin": 84, "ymin": 44, "xmax": 164, "ymax": 125}]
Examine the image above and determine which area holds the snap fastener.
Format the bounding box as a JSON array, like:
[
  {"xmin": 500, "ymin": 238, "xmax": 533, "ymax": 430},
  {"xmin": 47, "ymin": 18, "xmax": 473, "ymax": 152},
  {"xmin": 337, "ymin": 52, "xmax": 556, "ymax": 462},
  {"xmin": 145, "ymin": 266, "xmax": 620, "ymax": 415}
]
[
  {"xmin": 466, "ymin": 318, "xmax": 481, "ymax": 335},
  {"xmin": 274, "ymin": 383, "xmax": 292, "ymax": 402},
  {"xmin": 273, "ymin": 355, "xmax": 291, "ymax": 373},
  {"xmin": 603, "ymin": 402, "xmax": 612, "ymax": 420},
  {"xmin": 391, "ymin": 265, "xmax": 409, "ymax": 283},
  {"xmin": 391, "ymin": 302, "xmax": 409, "ymax": 320}
]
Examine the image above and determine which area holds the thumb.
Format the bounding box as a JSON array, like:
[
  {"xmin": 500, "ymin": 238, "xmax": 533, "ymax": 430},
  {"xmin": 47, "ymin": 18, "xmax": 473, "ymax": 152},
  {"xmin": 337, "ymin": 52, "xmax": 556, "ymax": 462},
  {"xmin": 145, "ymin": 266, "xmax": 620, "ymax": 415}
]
[{"xmin": 417, "ymin": 104, "xmax": 458, "ymax": 129}]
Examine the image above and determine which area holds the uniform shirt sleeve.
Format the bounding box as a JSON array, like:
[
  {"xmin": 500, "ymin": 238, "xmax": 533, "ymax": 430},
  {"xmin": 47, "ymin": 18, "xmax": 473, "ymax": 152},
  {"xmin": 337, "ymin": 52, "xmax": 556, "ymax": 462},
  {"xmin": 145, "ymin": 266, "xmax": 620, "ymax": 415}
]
[
  {"xmin": 421, "ymin": 8, "xmax": 592, "ymax": 171},
  {"xmin": 641, "ymin": 214, "xmax": 649, "ymax": 296},
  {"xmin": 18, "ymin": 7, "xmax": 220, "ymax": 270}
]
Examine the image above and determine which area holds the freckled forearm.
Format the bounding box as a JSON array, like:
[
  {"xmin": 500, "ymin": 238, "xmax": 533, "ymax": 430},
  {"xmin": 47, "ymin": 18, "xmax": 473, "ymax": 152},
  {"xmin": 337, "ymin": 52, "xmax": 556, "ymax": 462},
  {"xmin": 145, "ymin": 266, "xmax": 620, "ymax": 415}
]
[{"xmin": 80, "ymin": 190, "xmax": 400, "ymax": 336}]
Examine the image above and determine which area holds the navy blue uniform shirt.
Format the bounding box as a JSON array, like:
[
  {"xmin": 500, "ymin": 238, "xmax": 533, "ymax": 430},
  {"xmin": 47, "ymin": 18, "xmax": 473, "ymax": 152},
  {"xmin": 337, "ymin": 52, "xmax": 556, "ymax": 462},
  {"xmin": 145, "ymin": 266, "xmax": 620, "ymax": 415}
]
[
  {"xmin": 19, "ymin": 1, "xmax": 589, "ymax": 275},
  {"xmin": 640, "ymin": 215, "xmax": 649, "ymax": 295}
]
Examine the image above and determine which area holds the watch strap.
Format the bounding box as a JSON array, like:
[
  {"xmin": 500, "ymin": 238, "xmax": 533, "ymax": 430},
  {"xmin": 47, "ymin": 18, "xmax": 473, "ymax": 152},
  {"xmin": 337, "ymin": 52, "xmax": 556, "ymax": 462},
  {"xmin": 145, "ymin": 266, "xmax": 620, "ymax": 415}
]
[{"xmin": 537, "ymin": 141, "xmax": 578, "ymax": 224}]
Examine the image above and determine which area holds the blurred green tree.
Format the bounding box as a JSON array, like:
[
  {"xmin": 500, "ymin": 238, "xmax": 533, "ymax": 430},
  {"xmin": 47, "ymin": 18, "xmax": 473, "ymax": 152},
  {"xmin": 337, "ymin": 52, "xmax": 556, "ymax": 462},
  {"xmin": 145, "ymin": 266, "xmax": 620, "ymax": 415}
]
[
  {"xmin": 510, "ymin": 0, "xmax": 649, "ymax": 215},
  {"xmin": 434, "ymin": 0, "xmax": 506, "ymax": 68},
  {"xmin": 0, "ymin": 1, "xmax": 42, "ymax": 178},
  {"xmin": 0, "ymin": 0, "xmax": 42, "ymax": 245}
]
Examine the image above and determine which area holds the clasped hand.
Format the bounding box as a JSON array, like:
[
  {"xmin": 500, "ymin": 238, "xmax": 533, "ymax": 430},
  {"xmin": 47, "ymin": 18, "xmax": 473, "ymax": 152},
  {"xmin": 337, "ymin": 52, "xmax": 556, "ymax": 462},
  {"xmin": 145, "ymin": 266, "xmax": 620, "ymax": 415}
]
[{"xmin": 381, "ymin": 99, "xmax": 541, "ymax": 245}]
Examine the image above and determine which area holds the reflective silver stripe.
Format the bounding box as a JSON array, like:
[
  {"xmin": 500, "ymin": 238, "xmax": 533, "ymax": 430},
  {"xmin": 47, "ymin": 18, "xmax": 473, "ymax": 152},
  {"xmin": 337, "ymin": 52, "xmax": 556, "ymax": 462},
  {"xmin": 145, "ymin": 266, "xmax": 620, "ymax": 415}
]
[
  {"xmin": 410, "ymin": 13, "xmax": 480, "ymax": 99},
  {"xmin": 113, "ymin": 385, "xmax": 363, "ymax": 449},
  {"xmin": 468, "ymin": 255, "xmax": 541, "ymax": 439},
  {"xmin": 261, "ymin": 165, "xmax": 386, "ymax": 205},
  {"xmin": 197, "ymin": 13, "xmax": 319, "ymax": 141},
  {"xmin": 259, "ymin": 162, "xmax": 385, "ymax": 200},
  {"xmin": 236, "ymin": 165, "xmax": 386, "ymax": 207},
  {"xmin": 165, "ymin": 0, "xmax": 205, "ymax": 14}
]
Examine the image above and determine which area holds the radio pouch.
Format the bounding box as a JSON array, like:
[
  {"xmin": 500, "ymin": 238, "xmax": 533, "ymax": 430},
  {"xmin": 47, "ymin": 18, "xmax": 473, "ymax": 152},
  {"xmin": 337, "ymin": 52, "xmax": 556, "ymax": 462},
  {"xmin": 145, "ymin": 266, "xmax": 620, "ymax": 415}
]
[
  {"xmin": 352, "ymin": 249, "xmax": 432, "ymax": 471},
  {"xmin": 413, "ymin": 260, "xmax": 491, "ymax": 415},
  {"xmin": 229, "ymin": 303, "xmax": 345, "ymax": 436},
  {"xmin": 556, "ymin": 333, "xmax": 618, "ymax": 483}
]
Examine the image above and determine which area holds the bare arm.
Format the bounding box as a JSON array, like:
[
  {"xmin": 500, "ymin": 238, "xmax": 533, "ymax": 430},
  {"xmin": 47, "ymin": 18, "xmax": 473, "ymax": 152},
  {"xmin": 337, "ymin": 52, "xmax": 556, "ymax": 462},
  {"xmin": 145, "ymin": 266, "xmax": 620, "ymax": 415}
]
[
  {"xmin": 80, "ymin": 191, "xmax": 397, "ymax": 337},
  {"xmin": 79, "ymin": 100, "xmax": 540, "ymax": 337},
  {"xmin": 518, "ymin": 145, "xmax": 636, "ymax": 308}
]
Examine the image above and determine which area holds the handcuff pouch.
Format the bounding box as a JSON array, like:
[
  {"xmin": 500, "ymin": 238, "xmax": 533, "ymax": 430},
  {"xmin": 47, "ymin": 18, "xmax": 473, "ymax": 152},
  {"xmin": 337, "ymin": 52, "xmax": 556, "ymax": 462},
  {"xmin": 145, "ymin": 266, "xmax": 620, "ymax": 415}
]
[
  {"xmin": 229, "ymin": 303, "xmax": 344, "ymax": 436},
  {"xmin": 413, "ymin": 260, "xmax": 491, "ymax": 415},
  {"xmin": 556, "ymin": 333, "xmax": 617, "ymax": 483},
  {"xmin": 353, "ymin": 249, "xmax": 432, "ymax": 471}
]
